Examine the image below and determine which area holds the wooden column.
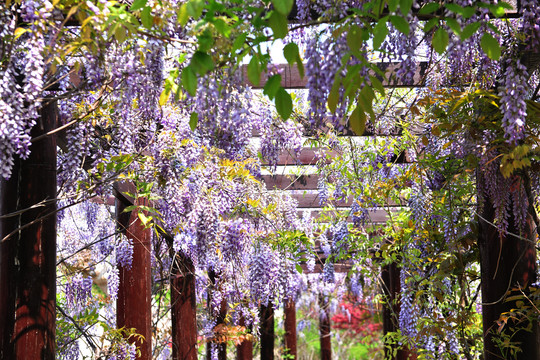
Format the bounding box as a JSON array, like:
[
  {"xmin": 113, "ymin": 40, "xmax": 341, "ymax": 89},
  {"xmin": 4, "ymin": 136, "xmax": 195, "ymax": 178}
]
[
  {"xmin": 207, "ymin": 270, "xmax": 227, "ymax": 360},
  {"xmin": 171, "ymin": 253, "xmax": 197, "ymax": 360},
  {"xmin": 381, "ymin": 263, "xmax": 415, "ymax": 360},
  {"xmin": 115, "ymin": 183, "xmax": 152, "ymax": 359},
  {"xmin": 0, "ymin": 102, "xmax": 57, "ymax": 359},
  {"xmin": 283, "ymin": 299, "xmax": 297, "ymax": 359},
  {"xmin": 319, "ymin": 295, "xmax": 331, "ymax": 360},
  {"xmin": 478, "ymin": 175, "xmax": 539, "ymax": 360},
  {"xmin": 259, "ymin": 303, "xmax": 274, "ymax": 360},
  {"xmin": 236, "ymin": 317, "xmax": 253, "ymax": 360}
]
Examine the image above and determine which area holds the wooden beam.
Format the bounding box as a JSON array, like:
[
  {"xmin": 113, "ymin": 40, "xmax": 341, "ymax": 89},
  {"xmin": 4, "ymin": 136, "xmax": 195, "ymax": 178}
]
[
  {"xmin": 263, "ymin": 174, "xmax": 319, "ymax": 190},
  {"xmin": 300, "ymin": 207, "xmax": 403, "ymax": 223},
  {"xmin": 241, "ymin": 62, "xmax": 430, "ymax": 89},
  {"xmin": 0, "ymin": 101, "xmax": 58, "ymax": 360},
  {"xmin": 115, "ymin": 182, "xmax": 153, "ymax": 359}
]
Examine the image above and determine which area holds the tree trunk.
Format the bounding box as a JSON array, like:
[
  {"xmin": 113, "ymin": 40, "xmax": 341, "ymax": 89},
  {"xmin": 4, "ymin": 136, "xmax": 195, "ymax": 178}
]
[
  {"xmin": 115, "ymin": 183, "xmax": 152, "ymax": 359},
  {"xmin": 0, "ymin": 102, "xmax": 57, "ymax": 359}
]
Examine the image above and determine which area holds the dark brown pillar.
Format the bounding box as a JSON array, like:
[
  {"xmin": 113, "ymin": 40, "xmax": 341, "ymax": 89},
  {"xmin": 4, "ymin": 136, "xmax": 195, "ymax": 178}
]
[
  {"xmin": 171, "ymin": 253, "xmax": 197, "ymax": 360},
  {"xmin": 260, "ymin": 303, "xmax": 274, "ymax": 360},
  {"xmin": 236, "ymin": 317, "xmax": 253, "ymax": 360},
  {"xmin": 115, "ymin": 184, "xmax": 152, "ymax": 359},
  {"xmin": 207, "ymin": 271, "xmax": 227, "ymax": 360},
  {"xmin": 319, "ymin": 295, "xmax": 331, "ymax": 360},
  {"xmin": 0, "ymin": 102, "xmax": 57, "ymax": 359},
  {"xmin": 381, "ymin": 263, "xmax": 415, "ymax": 360},
  {"xmin": 284, "ymin": 299, "xmax": 297, "ymax": 359},
  {"xmin": 478, "ymin": 175, "xmax": 539, "ymax": 360}
]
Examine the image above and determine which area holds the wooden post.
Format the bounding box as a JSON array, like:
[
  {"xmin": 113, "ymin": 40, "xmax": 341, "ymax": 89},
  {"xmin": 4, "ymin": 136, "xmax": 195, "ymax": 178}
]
[
  {"xmin": 115, "ymin": 183, "xmax": 152, "ymax": 359},
  {"xmin": 260, "ymin": 303, "xmax": 274, "ymax": 360},
  {"xmin": 283, "ymin": 299, "xmax": 297, "ymax": 359},
  {"xmin": 207, "ymin": 270, "xmax": 227, "ymax": 360},
  {"xmin": 478, "ymin": 175, "xmax": 539, "ymax": 360},
  {"xmin": 319, "ymin": 295, "xmax": 331, "ymax": 360},
  {"xmin": 0, "ymin": 102, "xmax": 58, "ymax": 359},
  {"xmin": 236, "ymin": 317, "xmax": 253, "ymax": 360},
  {"xmin": 381, "ymin": 263, "xmax": 415, "ymax": 360},
  {"xmin": 171, "ymin": 253, "xmax": 198, "ymax": 360}
]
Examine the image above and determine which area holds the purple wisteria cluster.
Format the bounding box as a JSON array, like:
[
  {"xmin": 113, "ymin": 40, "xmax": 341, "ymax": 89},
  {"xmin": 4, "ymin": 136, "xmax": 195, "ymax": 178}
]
[
  {"xmin": 0, "ymin": 1, "xmax": 53, "ymax": 179},
  {"xmin": 498, "ymin": 59, "xmax": 529, "ymax": 145}
]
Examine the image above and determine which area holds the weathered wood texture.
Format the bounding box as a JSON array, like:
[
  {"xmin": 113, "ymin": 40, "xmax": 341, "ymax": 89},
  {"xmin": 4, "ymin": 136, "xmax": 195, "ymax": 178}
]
[
  {"xmin": 241, "ymin": 62, "xmax": 430, "ymax": 89},
  {"xmin": 0, "ymin": 102, "xmax": 57, "ymax": 359},
  {"xmin": 171, "ymin": 253, "xmax": 198, "ymax": 360},
  {"xmin": 381, "ymin": 263, "xmax": 416, "ymax": 360},
  {"xmin": 478, "ymin": 175, "xmax": 539, "ymax": 360},
  {"xmin": 284, "ymin": 299, "xmax": 297, "ymax": 359},
  {"xmin": 260, "ymin": 304, "xmax": 275, "ymax": 360},
  {"xmin": 236, "ymin": 317, "xmax": 253, "ymax": 360},
  {"xmin": 319, "ymin": 295, "xmax": 331, "ymax": 360},
  {"xmin": 207, "ymin": 271, "xmax": 227, "ymax": 360},
  {"xmin": 115, "ymin": 183, "xmax": 152, "ymax": 359}
]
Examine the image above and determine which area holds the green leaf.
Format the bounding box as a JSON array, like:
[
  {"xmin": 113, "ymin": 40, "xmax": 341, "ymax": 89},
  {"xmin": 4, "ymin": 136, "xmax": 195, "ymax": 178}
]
[
  {"xmin": 130, "ymin": 0, "xmax": 147, "ymax": 11},
  {"xmin": 177, "ymin": 4, "xmax": 189, "ymax": 26},
  {"xmin": 271, "ymin": 0, "xmax": 293, "ymax": 16},
  {"xmin": 190, "ymin": 51, "xmax": 214, "ymax": 75},
  {"xmin": 189, "ymin": 112, "xmax": 198, "ymax": 131},
  {"xmin": 283, "ymin": 43, "xmax": 300, "ymax": 65},
  {"xmin": 263, "ymin": 74, "xmax": 282, "ymax": 99},
  {"xmin": 370, "ymin": 75, "xmax": 385, "ymax": 96},
  {"xmin": 372, "ymin": 17, "xmax": 388, "ymax": 50},
  {"xmin": 433, "ymin": 27, "xmax": 449, "ymax": 54},
  {"xmin": 480, "ymin": 32, "xmax": 501, "ymax": 60},
  {"xmin": 141, "ymin": 6, "xmax": 153, "ymax": 29},
  {"xmin": 445, "ymin": 18, "xmax": 461, "ymax": 36},
  {"xmin": 390, "ymin": 15, "xmax": 409, "ymax": 35},
  {"xmin": 349, "ymin": 106, "xmax": 366, "ymax": 135},
  {"xmin": 275, "ymin": 87, "xmax": 292, "ymax": 119},
  {"xmin": 213, "ymin": 18, "xmax": 232, "ymax": 38},
  {"xmin": 418, "ymin": 2, "xmax": 440, "ymax": 15},
  {"xmin": 399, "ymin": 0, "xmax": 414, "ymax": 15},
  {"xmin": 423, "ymin": 18, "xmax": 438, "ymax": 32},
  {"xmin": 232, "ymin": 33, "xmax": 247, "ymax": 52},
  {"xmin": 327, "ymin": 75, "xmax": 341, "ymax": 113},
  {"xmin": 186, "ymin": 0, "xmax": 204, "ymax": 18},
  {"xmin": 490, "ymin": 2, "xmax": 512, "ymax": 17},
  {"xmin": 181, "ymin": 66, "xmax": 197, "ymax": 96},
  {"xmin": 347, "ymin": 25, "xmax": 363, "ymax": 52},
  {"xmin": 461, "ymin": 6, "xmax": 476, "ymax": 18},
  {"xmin": 444, "ymin": 3, "xmax": 464, "ymax": 15},
  {"xmin": 247, "ymin": 56, "xmax": 261, "ymax": 86},
  {"xmin": 461, "ymin": 22, "xmax": 481, "ymax": 40},
  {"xmin": 295, "ymin": 263, "xmax": 303, "ymax": 274},
  {"xmin": 268, "ymin": 11, "xmax": 288, "ymax": 39}
]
